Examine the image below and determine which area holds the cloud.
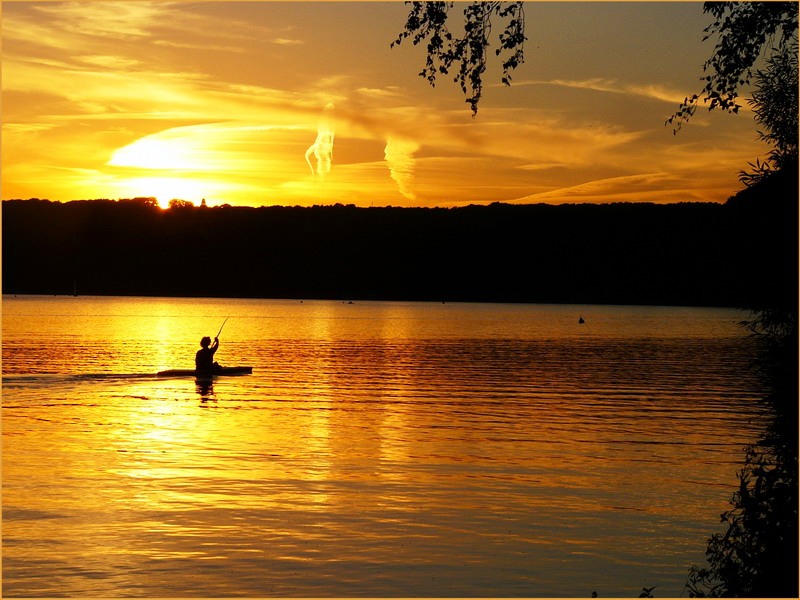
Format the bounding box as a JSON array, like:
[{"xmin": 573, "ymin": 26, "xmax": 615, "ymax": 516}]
[
  {"xmin": 519, "ymin": 172, "xmax": 678, "ymax": 203},
  {"xmin": 33, "ymin": 1, "xmax": 168, "ymax": 40},
  {"xmin": 454, "ymin": 109, "xmax": 645, "ymax": 168},
  {"xmin": 4, "ymin": 1, "xmax": 282, "ymax": 58},
  {"xmin": 356, "ymin": 87, "xmax": 402, "ymax": 99},
  {"xmin": 153, "ymin": 39, "xmax": 247, "ymax": 53},
  {"xmin": 3, "ymin": 123, "xmax": 59, "ymax": 134},
  {"xmin": 543, "ymin": 77, "xmax": 622, "ymax": 94},
  {"xmin": 517, "ymin": 162, "xmax": 570, "ymax": 171},
  {"xmin": 273, "ymin": 38, "xmax": 305, "ymax": 46},
  {"xmin": 509, "ymin": 77, "xmax": 705, "ymax": 107},
  {"xmin": 78, "ymin": 55, "xmax": 142, "ymax": 70},
  {"xmin": 384, "ymin": 137, "xmax": 420, "ymax": 201}
]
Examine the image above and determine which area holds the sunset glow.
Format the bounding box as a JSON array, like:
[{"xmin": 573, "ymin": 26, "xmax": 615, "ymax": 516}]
[{"xmin": 2, "ymin": 1, "xmax": 768, "ymax": 207}]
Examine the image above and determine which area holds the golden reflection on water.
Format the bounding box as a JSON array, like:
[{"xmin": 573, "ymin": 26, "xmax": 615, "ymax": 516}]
[{"xmin": 2, "ymin": 296, "xmax": 772, "ymax": 597}]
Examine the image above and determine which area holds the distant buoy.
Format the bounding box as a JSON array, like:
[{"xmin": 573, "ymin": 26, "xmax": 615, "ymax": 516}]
[{"xmin": 578, "ymin": 316, "xmax": 585, "ymax": 324}]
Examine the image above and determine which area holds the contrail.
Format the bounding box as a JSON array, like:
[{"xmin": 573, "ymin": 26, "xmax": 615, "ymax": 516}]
[
  {"xmin": 305, "ymin": 103, "xmax": 335, "ymax": 182},
  {"xmin": 384, "ymin": 136, "xmax": 419, "ymax": 201}
]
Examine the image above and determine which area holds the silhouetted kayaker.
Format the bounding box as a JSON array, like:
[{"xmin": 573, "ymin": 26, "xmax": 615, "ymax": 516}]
[{"xmin": 196, "ymin": 336, "xmax": 221, "ymax": 372}]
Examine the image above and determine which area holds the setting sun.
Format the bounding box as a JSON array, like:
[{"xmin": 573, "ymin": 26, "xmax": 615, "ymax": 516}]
[{"xmin": 117, "ymin": 177, "xmax": 208, "ymax": 208}]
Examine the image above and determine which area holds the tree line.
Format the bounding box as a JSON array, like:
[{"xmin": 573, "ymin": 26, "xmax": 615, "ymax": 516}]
[{"xmin": 3, "ymin": 179, "xmax": 795, "ymax": 309}]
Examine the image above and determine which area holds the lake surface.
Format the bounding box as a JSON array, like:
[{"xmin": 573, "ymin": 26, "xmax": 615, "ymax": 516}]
[{"xmin": 2, "ymin": 296, "xmax": 771, "ymax": 597}]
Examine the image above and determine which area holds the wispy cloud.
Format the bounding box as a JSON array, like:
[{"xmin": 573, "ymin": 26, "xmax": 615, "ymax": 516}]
[
  {"xmin": 356, "ymin": 86, "xmax": 402, "ymax": 99},
  {"xmin": 3, "ymin": 123, "xmax": 59, "ymax": 134},
  {"xmin": 519, "ymin": 172, "xmax": 679, "ymax": 203},
  {"xmin": 153, "ymin": 39, "xmax": 247, "ymax": 53},
  {"xmin": 508, "ymin": 77, "xmax": 703, "ymax": 107},
  {"xmin": 273, "ymin": 38, "xmax": 305, "ymax": 46},
  {"xmin": 517, "ymin": 162, "xmax": 570, "ymax": 171},
  {"xmin": 77, "ymin": 55, "xmax": 143, "ymax": 70},
  {"xmin": 33, "ymin": 1, "xmax": 168, "ymax": 40}
]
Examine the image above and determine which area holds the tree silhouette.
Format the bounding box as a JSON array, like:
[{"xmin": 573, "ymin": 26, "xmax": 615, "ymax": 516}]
[
  {"xmin": 169, "ymin": 198, "xmax": 195, "ymax": 209},
  {"xmin": 739, "ymin": 44, "xmax": 799, "ymax": 187}
]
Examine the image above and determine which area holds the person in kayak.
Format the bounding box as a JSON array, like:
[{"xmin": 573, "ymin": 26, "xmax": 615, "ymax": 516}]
[{"xmin": 195, "ymin": 336, "xmax": 222, "ymax": 373}]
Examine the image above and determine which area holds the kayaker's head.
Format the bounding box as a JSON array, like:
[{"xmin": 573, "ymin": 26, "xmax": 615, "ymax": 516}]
[{"xmin": 200, "ymin": 336, "xmax": 212, "ymax": 348}]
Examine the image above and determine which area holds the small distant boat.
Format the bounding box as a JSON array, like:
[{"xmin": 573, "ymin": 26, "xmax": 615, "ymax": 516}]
[
  {"xmin": 578, "ymin": 316, "xmax": 585, "ymax": 324},
  {"xmin": 157, "ymin": 366, "xmax": 253, "ymax": 378}
]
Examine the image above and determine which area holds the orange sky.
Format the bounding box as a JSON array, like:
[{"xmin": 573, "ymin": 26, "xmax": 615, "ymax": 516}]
[{"xmin": 2, "ymin": 1, "xmax": 769, "ymax": 208}]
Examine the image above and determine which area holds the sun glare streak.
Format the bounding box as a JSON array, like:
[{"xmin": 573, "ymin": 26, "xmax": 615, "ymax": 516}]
[{"xmin": 109, "ymin": 138, "xmax": 200, "ymax": 171}]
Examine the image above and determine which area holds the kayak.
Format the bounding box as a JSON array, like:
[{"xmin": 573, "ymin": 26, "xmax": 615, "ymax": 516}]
[{"xmin": 156, "ymin": 366, "xmax": 253, "ymax": 377}]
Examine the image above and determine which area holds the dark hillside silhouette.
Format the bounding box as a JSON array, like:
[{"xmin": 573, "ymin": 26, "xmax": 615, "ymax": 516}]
[{"xmin": 2, "ymin": 194, "xmax": 795, "ymax": 307}]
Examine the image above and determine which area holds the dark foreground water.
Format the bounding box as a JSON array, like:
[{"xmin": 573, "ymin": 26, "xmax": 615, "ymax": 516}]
[{"xmin": 2, "ymin": 296, "xmax": 769, "ymax": 596}]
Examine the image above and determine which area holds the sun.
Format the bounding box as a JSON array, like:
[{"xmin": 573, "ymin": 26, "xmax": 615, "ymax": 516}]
[{"xmin": 120, "ymin": 176, "xmax": 207, "ymax": 208}]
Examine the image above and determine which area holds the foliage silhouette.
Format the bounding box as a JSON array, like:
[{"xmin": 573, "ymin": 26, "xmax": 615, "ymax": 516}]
[
  {"xmin": 392, "ymin": 1, "xmax": 525, "ymax": 115},
  {"xmin": 685, "ymin": 161, "xmax": 797, "ymax": 597},
  {"xmin": 667, "ymin": 2, "xmax": 798, "ymax": 133},
  {"xmin": 729, "ymin": 160, "xmax": 798, "ymax": 341},
  {"xmin": 738, "ymin": 42, "xmax": 799, "ymax": 188},
  {"xmin": 393, "ymin": 3, "xmax": 798, "ymax": 126},
  {"xmin": 686, "ymin": 333, "xmax": 798, "ymax": 597}
]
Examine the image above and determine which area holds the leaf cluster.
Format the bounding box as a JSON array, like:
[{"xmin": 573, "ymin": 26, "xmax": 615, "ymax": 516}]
[
  {"xmin": 740, "ymin": 306, "xmax": 798, "ymax": 341},
  {"xmin": 737, "ymin": 45, "xmax": 798, "ymax": 189},
  {"xmin": 667, "ymin": 1, "xmax": 798, "ymax": 133},
  {"xmin": 749, "ymin": 42, "xmax": 798, "ymax": 166},
  {"xmin": 391, "ymin": 1, "xmax": 526, "ymax": 115},
  {"xmin": 686, "ymin": 443, "xmax": 798, "ymax": 597}
]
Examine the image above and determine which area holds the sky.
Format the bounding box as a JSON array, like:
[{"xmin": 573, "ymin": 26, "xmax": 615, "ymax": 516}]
[{"xmin": 2, "ymin": 1, "xmax": 771, "ymax": 208}]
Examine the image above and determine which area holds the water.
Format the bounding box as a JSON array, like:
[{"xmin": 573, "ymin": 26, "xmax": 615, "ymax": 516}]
[{"xmin": 2, "ymin": 296, "xmax": 770, "ymax": 597}]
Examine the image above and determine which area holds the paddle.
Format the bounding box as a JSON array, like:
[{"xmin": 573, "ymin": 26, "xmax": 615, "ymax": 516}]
[{"xmin": 216, "ymin": 317, "xmax": 230, "ymax": 340}]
